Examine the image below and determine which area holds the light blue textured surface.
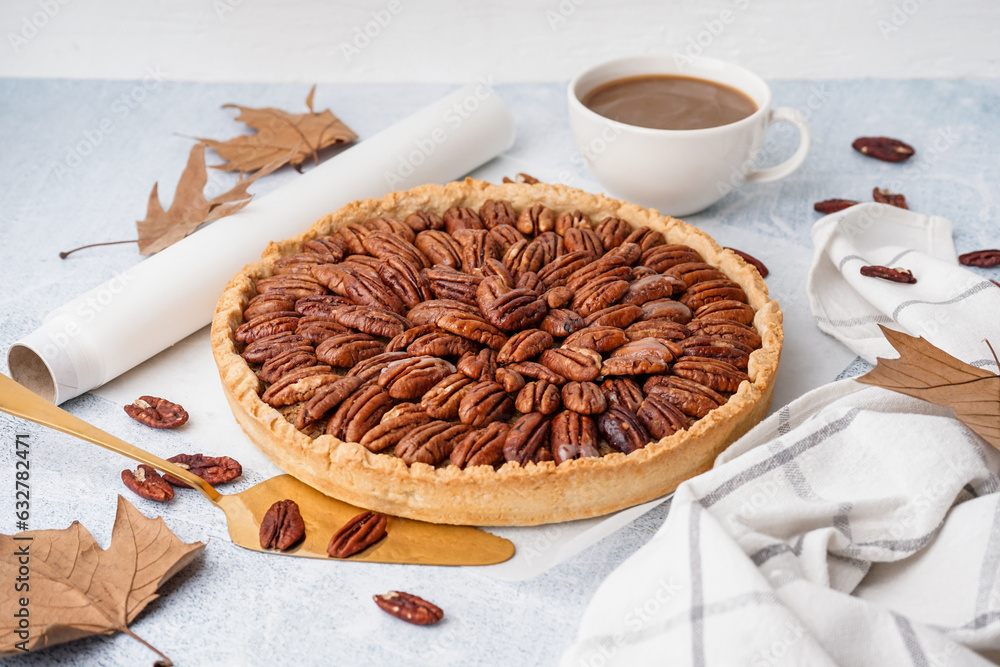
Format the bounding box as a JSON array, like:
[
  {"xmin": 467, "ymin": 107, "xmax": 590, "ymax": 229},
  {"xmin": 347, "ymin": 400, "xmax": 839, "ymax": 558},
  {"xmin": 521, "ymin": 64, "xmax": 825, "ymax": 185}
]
[{"xmin": 1, "ymin": 78, "xmax": 999, "ymax": 666}]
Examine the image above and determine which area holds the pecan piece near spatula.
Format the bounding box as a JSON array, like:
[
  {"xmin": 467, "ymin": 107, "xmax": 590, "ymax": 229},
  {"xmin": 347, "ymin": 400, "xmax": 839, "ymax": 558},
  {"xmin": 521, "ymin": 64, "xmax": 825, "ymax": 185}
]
[{"xmin": 328, "ymin": 510, "xmax": 388, "ymax": 559}]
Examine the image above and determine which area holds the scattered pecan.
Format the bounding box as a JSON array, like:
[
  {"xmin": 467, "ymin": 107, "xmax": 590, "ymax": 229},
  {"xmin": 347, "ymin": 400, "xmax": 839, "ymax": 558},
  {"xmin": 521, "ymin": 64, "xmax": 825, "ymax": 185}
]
[
  {"xmin": 504, "ymin": 412, "xmax": 552, "ymax": 465},
  {"xmin": 550, "ymin": 411, "xmax": 599, "ymax": 465},
  {"xmin": 873, "ymin": 187, "xmax": 908, "ymax": 209},
  {"xmin": 124, "ymin": 396, "xmax": 189, "ymax": 429},
  {"xmin": 259, "ymin": 499, "xmax": 305, "ymax": 551},
  {"xmin": 328, "ymin": 511, "xmax": 388, "ymax": 558},
  {"xmin": 295, "ymin": 317, "xmax": 350, "ymax": 347},
  {"xmin": 163, "ymin": 454, "xmax": 242, "ymax": 487},
  {"xmin": 959, "ymin": 250, "xmax": 1000, "ymax": 268},
  {"xmin": 860, "ymin": 265, "xmax": 917, "ymax": 284},
  {"xmin": 503, "ymin": 172, "xmax": 540, "ymax": 184},
  {"xmin": 725, "ymin": 248, "xmax": 770, "ymax": 278},
  {"xmin": 458, "ymin": 381, "xmax": 515, "ymax": 427},
  {"xmin": 450, "ymin": 422, "xmax": 509, "ymax": 469},
  {"xmin": 121, "ymin": 465, "xmax": 174, "ymax": 502},
  {"xmin": 364, "ymin": 216, "xmax": 416, "ymax": 243},
  {"xmin": 254, "ymin": 275, "xmax": 327, "ymax": 299},
  {"xmin": 516, "ymin": 380, "xmax": 562, "ymax": 415},
  {"xmin": 598, "ymin": 406, "xmax": 649, "ymax": 454},
  {"xmin": 561, "ymin": 381, "xmax": 607, "ymax": 414},
  {"xmin": 852, "ymin": 136, "xmax": 915, "ymax": 162},
  {"xmin": 373, "ymin": 591, "xmax": 444, "ymax": 626},
  {"xmin": 813, "ymin": 198, "xmax": 858, "ymax": 214}
]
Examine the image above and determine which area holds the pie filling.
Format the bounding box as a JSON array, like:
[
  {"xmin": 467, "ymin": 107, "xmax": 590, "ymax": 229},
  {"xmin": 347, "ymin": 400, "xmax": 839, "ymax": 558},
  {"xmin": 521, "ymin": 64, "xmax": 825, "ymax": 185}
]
[{"xmin": 232, "ymin": 199, "xmax": 765, "ymax": 470}]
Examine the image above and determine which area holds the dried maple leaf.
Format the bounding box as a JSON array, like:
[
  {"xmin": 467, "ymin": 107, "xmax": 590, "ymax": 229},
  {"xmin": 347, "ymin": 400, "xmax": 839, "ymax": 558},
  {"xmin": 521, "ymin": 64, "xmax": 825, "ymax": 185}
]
[
  {"xmin": 136, "ymin": 143, "xmax": 286, "ymax": 256},
  {"xmin": 198, "ymin": 85, "xmax": 357, "ymax": 174},
  {"xmin": 0, "ymin": 496, "xmax": 204, "ymax": 665},
  {"xmin": 857, "ymin": 325, "xmax": 1000, "ymax": 450}
]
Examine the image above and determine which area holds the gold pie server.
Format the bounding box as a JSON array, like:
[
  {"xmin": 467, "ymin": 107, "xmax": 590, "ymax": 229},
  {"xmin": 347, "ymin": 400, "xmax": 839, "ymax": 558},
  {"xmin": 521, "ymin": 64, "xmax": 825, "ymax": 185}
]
[{"xmin": 0, "ymin": 373, "xmax": 514, "ymax": 565}]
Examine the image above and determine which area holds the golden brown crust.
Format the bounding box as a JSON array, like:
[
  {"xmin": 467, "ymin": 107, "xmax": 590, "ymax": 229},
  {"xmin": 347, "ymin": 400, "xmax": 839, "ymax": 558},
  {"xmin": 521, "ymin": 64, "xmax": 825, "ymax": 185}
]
[{"xmin": 211, "ymin": 179, "xmax": 783, "ymax": 525}]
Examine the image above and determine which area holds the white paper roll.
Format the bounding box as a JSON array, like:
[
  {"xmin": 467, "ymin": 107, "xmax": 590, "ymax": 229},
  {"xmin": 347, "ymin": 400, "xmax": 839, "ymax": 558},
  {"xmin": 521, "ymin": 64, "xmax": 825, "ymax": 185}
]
[{"xmin": 8, "ymin": 84, "xmax": 516, "ymax": 404}]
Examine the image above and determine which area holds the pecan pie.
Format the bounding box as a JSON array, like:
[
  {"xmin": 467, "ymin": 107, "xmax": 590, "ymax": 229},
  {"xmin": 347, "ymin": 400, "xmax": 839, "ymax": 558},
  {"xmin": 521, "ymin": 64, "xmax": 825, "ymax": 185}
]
[{"xmin": 212, "ymin": 180, "xmax": 782, "ymax": 525}]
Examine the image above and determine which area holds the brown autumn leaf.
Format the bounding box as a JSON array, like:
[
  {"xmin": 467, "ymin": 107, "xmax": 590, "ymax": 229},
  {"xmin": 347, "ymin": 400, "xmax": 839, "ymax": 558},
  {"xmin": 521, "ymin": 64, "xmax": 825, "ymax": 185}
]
[
  {"xmin": 198, "ymin": 85, "xmax": 357, "ymax": 174},
  {"xmin": 136, "ymin": 143, "xmax": 288, "ymax": 256},
  {"xmin": 857, "ymin": 325, "xmax": 1000, "ymax": 450},
  {"xmin": 0, "ymin": 496, "xmax": 204, "ymax": 665}
]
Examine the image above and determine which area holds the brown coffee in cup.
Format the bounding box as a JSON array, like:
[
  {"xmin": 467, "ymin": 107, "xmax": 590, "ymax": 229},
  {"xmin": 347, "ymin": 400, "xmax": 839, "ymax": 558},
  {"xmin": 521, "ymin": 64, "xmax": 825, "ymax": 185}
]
[{"xmin": 580, "ymin": 74, "xmax": 758, "ymax": 131}]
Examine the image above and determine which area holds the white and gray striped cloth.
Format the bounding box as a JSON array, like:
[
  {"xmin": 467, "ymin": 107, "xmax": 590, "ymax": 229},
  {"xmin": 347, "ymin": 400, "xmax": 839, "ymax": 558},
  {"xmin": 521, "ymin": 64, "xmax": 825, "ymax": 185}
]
[{"xmin": 562, "ymin": 204, "xmax": 1000, "ymax": 666}]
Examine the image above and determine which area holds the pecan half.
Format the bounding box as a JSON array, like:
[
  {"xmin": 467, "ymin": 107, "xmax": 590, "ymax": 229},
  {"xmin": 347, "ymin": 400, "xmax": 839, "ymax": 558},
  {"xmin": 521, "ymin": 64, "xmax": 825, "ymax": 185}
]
[
  {"xmin": 295, "ymin": 316, "xmax": 350, "ymax": 346},
  {"xmin": 497, "ymin": 329, "xmax": 555, "ymax": 364},
  {"xmin": 725, "ymin": 248, "xmax": 770, "ymax": 278},
  {"xmin": 665, "ymin": 262, "xmax": 728, "ymax": 288},
  {"xmin": 244, "ymin": 294, "xmax": 295, "ymax": 321},
  {"xmin": 544, "ymin": 285, "xmax": 575, "ymax": 309},
  {"xmin": 364, "ymin": 216, "xmax": 416, "ymax": 242},
  {"xmin": 504, "ymin": 361, "xmax": 567, "ymax": 386},
  {"xmin": 449, "ymin": 422, "xmax": 510, "ymax": 469},
  {"xmin": 600, "ymin": 377, "xmax": 644, "ymax": 413},
  {"xmin": 373, "ymin": 591, "xmax": 443, "ymax": 626},
  {"xmin": 563, "ymin": 326, "xmax": 629, "ymax": 353},
  {"xmin": 601, "ymin": 338, "xmax": 677, "ymax": 376},
  {"xmin": 407, "ymin": 330, "xmax": 479, "ymax": 357},
  {"xmin": 359, "ymin": 403, "xmax": 434, "ymax": 453},
  {"xmin": 458, "ymin": 381, "xmax": 515, "ymax": 426},
  {"xmin": 679, "ymin": 279, "xmax": 748, "ymax": 310},
  {"xmin": 503, "ymin": 412, "xmax": 551, "ymax": 465},
  {"xmin": 326, "ymin": 382, "xmax": 395, "ymax": 441},
  {"xmin": 262, "ymin": 366, "xmax": 339, "ymax": 407},
  {"xmin": 598, "ymin": 406, "xmax": 649, "ymax": 454},
  {"xmin": 457, "ymin": 348, "xmax": 498, "ymax": 382},
  {"xmin": 421, "ymin": 373, "xmax": 476, "ymax": 419},
  {"xmin": 537, "ymin": 250, "xmax": 592, "ymax": 288},
  {"xmin": 813, "ymin": 198, "xmax": 858, "ymax": 214},
  {"xmin": 625, "ymin": 318, "xmax": 691, "ymax": 342},
  {"xmin": 479, "ymin": 199, "xmax": 518, "ymax": 229},
  {"xmin": 424, "ymin": 266, "xmax": 483, "ymax": 306},
  {"xmin": 333, "ymin": 305, "xmax": 411, "ymax": 338},
  {"xmin": 572, "ymin": 276, "xmax": 630, "ymax": 317},
  {"xmin": 503, "ymin": 172, "xmax": 540, "ymax": 184},
  {"xmin": 163, "ymin": 454, "xmax": 242, "ymax": 487},
  {"xmin": 583, "ymin": 304, "xmax": 644, "ymax": 329},
  {"xmin": 255, "ymin": 275, "xmax": 327, "ymax": 299},
  {"xmin": 243, "ymin": 333, "xmax": 314, "ymax": 364},
  {"xmin": 621, "ymin": 274, "xmax": 685, "ymax": 306},
  {"xmin": 563, "ymin": 227, "xmax": 604, "ymax": 258},
  {"xmin": 873, "ymin": 187, "xmax": 908, "ymax": 210},
  {"xmin": 694, "ymin": 300, "xmax": 755, "ymax": 326},
  {"xmin": 121, "ymin": 465, "xmax": 174, "ymax": 502},
  {"xmin": 397, "ymin": 420, "xmax": 473, "ymax": 466},
  {"xmin": 637, "ymin": 395, "xmax": 689, "ymax": 439},
  {"xmin": 443, "ymin": 206, "xmax": 484, "ymax": 234},
  {"xmin": 860, "ymin": 265, "xmax": 917, "ymax": 284},
  {"xmin": 259, "ymin": 348, "xmax": 318, "ymax": 384},
  {"xmin": 124, "ymin": 396, "xmax": 189, "ymax": 429},
  {"xmin": 481, "ymin": 287, "xmax": 548, "ymax": 332},
  {"xmin": 561, "ymin": 381, "xmax": 607, "ymax": 414},
  {"xmin": 959, "ymin": 249, "xmax": 1000, "ymax": 268},
  {"xmin": 516, "ymin": 204, "xmax": 556, "ymax": 236},
  {"xmin": 495, "ymin": 367, "xmax": 526, "ymax": 393},
  {"xmin": 540, "ymin": 346, "xmax": 602, "ymax": 382},
  {"xmin": 852, "ymin": 136, "xmax": 915, "ymax": 162},
  {"xmin": 437, "ymin": 312, "xmax": 508, "ymax": 349},
  {"xmin": 405, "ymin": 210, "xmax": 445, "ymax": 233},
  {"xmin": 541, "ymin": 308, "xmax": 586, "ymax": 337},
  {"xmin": 378, "ymin": 356, "xmax": 457, "ymax": 400},
  {"xmin": 645, "ymin": 375, "xmax": 725, "ymax": 418},
  {"xmin": 415, "ymin": 230, "xmax": 463, "ymax": 269},
  {"xmin": 346, "ymin": 351, "xmax": 409, "ymax": 382},
  {"xmin": 379, "ymin": 256, "xmax": 435, "ymax": 309},
  {"xmin": 362, "ymin": 231, "xmax": 430, "ymax": 269},
  {"xmin": 259, "ymin": 499, "xmax": 305, "ymax": 551},
  {"xmin": 343, "ymin": 269, "xmax": 407, "ymax": 314},
  {"xmin": 555, "ymin": 209, "xmax": 593, "ymax": 234},
  {"xmin": 408, "ymin": 299, "xmax": 479, "ymax": 327},
  {"xmin": 594, "ymin": 217, "xmax": 631, "ymax": 250},
  {"xmin": 328, "ymin": 511, "xmax": 388, "ymax": 558},
  {"xmin": 640, "ymin": 244, "xmax": 703, "ymax": 272},
  {"xmin": 551, "ymin": 411, "xmax": 599, "ymax": 464},
  {"xmin": 516, "ymin": 380, "xmax": 562, "ymax": 415},
  {"xmin": 641, "ymin": 299, "xmax": 696, "ymax": 324},
  {"xmin": 488, "ymin": 224, "xmax": 526, "ymax": 254},
  {"xmin": 454, "ymin": 228, "xmax": 502, "ymax": 274},
  {"xmin": 235, "ymin": 312, "xmax": 302, "ymax": 344},
  {"xmin": 687, "ymin": 320, "xmax": 762, "ymax": 349},
  {"xmin": 297, "ymin": 375, "xmax": 364, "ymax": 429},
  {"xmin": 623, "ymin": 227, "xmax": 665, "ymax": 252},
  {"xmin": 672, "ymin": 357, "xmax": 749, "ymax": 393},
  {"xmin": 681, "ymin": 336, "xmax": 751, "ymax": 369},
  {"xmin": 316, "ymin": 333, "xmax": 386, "ymax": 368}
]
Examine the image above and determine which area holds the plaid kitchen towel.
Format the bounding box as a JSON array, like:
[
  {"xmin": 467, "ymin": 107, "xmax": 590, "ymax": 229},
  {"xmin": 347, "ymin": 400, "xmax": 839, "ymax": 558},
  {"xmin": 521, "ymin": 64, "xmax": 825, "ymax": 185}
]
[{"xmin": 561, "ymin": 205, "xmax": 1000, "ymax": 666}]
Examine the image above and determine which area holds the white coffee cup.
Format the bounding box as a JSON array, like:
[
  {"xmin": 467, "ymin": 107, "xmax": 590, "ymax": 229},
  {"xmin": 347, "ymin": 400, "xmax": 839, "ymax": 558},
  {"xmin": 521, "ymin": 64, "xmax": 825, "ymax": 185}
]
[{"xmin": 568, "ymin": 55, "xmax": 811, "ymax": 216}]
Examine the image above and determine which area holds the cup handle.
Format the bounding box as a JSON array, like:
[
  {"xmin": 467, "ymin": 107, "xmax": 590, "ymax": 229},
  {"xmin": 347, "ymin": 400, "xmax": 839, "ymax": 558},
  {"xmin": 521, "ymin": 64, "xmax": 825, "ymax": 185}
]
[{"xmin": 744, "ymin": 107, "xmax": 811, "ymax": 184}]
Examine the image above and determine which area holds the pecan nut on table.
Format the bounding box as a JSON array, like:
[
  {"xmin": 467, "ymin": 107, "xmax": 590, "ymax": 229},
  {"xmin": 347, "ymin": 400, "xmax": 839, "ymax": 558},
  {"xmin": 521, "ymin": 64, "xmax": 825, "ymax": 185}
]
[{"xmin": 234, "ymin": 201, "xmax": 765, "ymax": 469}]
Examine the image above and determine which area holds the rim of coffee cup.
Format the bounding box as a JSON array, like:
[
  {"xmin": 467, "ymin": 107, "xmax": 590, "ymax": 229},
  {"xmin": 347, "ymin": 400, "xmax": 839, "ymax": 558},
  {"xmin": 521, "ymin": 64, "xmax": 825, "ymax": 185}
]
[{"xmin": 568, "ymin": 54, "xmax": 773, "ymax": 135}]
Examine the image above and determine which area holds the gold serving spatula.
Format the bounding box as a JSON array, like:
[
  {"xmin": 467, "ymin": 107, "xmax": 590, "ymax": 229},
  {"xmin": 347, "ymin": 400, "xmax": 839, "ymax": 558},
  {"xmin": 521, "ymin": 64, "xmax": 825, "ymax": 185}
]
[{"xmin": 0, "ymin": 373, "xmax": 514, "ymax": 565}]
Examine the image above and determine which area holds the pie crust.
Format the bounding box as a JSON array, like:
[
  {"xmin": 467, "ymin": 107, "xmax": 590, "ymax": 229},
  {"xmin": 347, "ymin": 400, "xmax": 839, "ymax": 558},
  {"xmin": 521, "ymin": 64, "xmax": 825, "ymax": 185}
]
[{"xmin": 211, "ymin": 179, "xmax": 782, "ymax": 525}]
